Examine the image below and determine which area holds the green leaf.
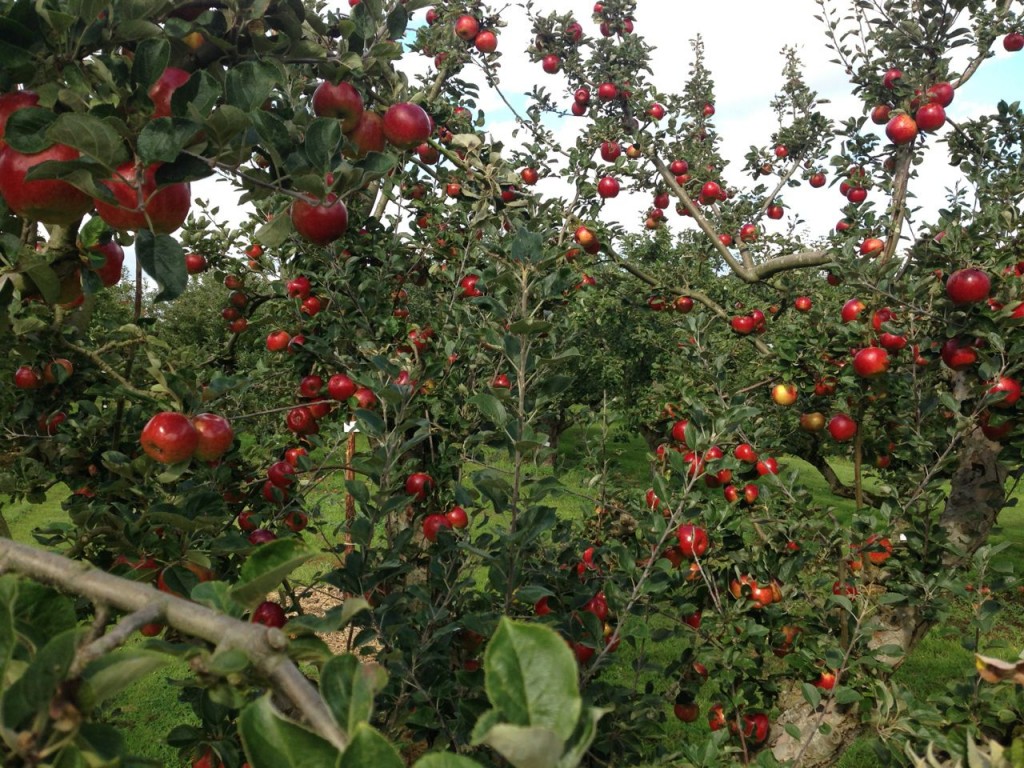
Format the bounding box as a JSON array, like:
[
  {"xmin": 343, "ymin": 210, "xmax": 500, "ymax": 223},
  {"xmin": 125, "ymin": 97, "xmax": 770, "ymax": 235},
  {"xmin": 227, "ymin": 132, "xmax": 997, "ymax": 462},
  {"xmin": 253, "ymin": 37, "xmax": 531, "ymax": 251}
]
[
  {"xmin": 2, "ymin": 628, "xmax": 81, "ymax": 730},
  {"xmin": 469, "ymin": 393, "xmax": 508, "ymax": 427},
  {"xmin": 225, "ymin": 61, "xmax": 280, "ymax": 112},
  {"xmin": 339, "ymin": 723, "xmax": 403, "ymax": 768},
  {"xmin": 81, "ymin": 648, "xmax": 170, "ymax": 706},
  {"xmin": 305, "ymin": 118, "xmax": 345, "ymax": 170},
  {"xmin": 137, "ymin": 118, "xmax": 204, "ymax": 164},
  {"xmin": 833, "ymin": 686, "xmax": 862, "ymax": 705},
  {"xmin": 510, "ymin": 228, "xmax": 545, "ymax": 263},
  {"xmin": 254, "ymin": 211, "xmax": 294, "ymax": 248},
  {"xmin": 801, "ymin": 683, "xmax": 821, "ymax": 709},
  {"xmin": 76, "ymin": 722, "xmax": 127, "ymax": 763},
  {"xmin": 4, "ymin": 107, "xmax": 58, "ymax": 153},
  {"xmin": 321, "ymin": 655, "xmax": 387, "ymax": 735},
  {"xmin": 557, "ymin": 706, "xmax": 608, "ymax": 768},
  {"xmin": 131, "ymin": 37, "xmax": 170, "ymax": 90},
  {"xmin": 287, "ymin": 597, "xmax": 370, "ymax": 634},
  {"xmin": 480, "ymin": 618, "xmax": 581, "ymax": 741},
  {"xmin": 191, "ymin": 581, "xmax": 246, "ymax": 618},
  {"xmin": 239, "ymin": 695, "xmax": 340, "ymax": 768},
  {"xmin": 354, "ymin": 408, "xmax": 384, "ymax": 438},
  {"xmin": 47, "ymin": 114, "xmax": 129, "ymax": 167},
  {"xmin": 473, "ymin": 724, "xmax": 562, "ymax": 768},
  {"xmin": 230, "ymin": 538, "xmax": 314, "ymax": 607},
  {"xmin": 23, "ymin": 264, "xmax": 60, "ymax": 304},
  {"xmin": 135, "ymin": 230, "xmax": 187, "ymax": 302},
  {"xmin": 414, "ymin": 756, "xmax": 484, "ymax": 768},
  {"xmin": 385, "ymin": 4, "xmax": 408, "ymax": 39}
]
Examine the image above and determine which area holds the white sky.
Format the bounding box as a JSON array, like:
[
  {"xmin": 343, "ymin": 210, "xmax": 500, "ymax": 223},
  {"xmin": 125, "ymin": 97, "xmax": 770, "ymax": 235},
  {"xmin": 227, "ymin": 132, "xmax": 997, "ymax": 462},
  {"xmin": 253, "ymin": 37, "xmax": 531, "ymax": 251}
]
[{"xmin": 195, "ymin": 0, "xmax": 1024, "ymax": 251}]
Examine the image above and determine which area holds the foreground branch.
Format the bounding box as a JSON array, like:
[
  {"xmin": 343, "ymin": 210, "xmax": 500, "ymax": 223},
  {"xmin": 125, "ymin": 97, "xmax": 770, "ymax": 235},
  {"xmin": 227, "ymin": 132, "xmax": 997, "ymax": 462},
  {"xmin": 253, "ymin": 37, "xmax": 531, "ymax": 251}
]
[{"xmin": 0, "ymin": 538, "xmax": 348, "ymax": 752}]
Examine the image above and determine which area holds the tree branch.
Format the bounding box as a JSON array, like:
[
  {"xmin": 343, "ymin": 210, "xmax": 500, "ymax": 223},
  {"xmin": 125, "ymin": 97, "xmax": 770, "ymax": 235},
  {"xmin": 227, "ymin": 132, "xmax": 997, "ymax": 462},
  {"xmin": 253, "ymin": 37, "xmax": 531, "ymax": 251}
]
[{"xmin": 0, "ymin": 538, "xmax": 348, "ymax": 752}]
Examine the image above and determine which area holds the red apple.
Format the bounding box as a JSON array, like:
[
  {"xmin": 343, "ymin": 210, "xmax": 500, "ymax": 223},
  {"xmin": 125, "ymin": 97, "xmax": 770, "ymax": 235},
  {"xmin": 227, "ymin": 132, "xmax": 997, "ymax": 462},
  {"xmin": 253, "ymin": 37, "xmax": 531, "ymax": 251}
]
[
  {"xmin": 852, "ymin": 347, "xmax": 890, "ymax": 377},
  {"xmin": 290, "ymin": 194, "xmax": 348, "ymax": 245},
  {"xmin": 597, "ymin": 176, "xmax": 620, "ymax": 198},
  {"xmin": 794, "ymin": 296, "xmax": 812, "ymax": 312},
  {"xmin": 1003, "ymin": 32, "xmax": 1024, "ymax": 52},
  {"xmin": 988, "ymin": 376, "xmax": 1021, "ymax": 408},
  {"xmin": 148, "ymin": 67, "xmax": 191, "ymax": 119},
  {"xmin": 251, "ymin": 600, "xmax": 287, "ymax": 628},
  {"xmin": 287, "ymin": 275, "xmax": 312, "ymax": 298},
  {"xmin": 841, "ymin": 298, "xmax": 866, "ymax": 323},
  {"xmin": 828, "ymin": 413, "xmax": 858, "ymax": 442},
  {"xmin": 946, "ymin": 268, "xmax": 990, "ymax": 305},
  {"xmin": 926, "ymin": 81, "xmax": 955, "ymax": 107},
  {"xmin": 13, "ymin": 365, "xmax": 41, "ymax": 389},
  {"xmin": 94, "ymin": 162, "xmax": 191, "ymax": 233},
  {"xmin": 405, "ymin": 472, "xmax": 434, "ymax": 501},
  {"xmin": 266, "ymin": 330, "xmax": 291, "ymax": 352},
  {"xmin": 915, "ymin": 102, "xmax": 945, "ymax": 132},
  {"xmin": 140, "ymin": 412, "xmax": 199, "ymax": 464},
  {"xmin": 267, "ymin": 460, "xmax": 296, "ymax": 488},
  {"xmin": 298, "ymin": 375, "xmax": 322, "ymax": 399},
  {"xmin": 327, "ymin": 373, "xmax": 357, "ymax": 401},
  {"xmin": 886, "ymin": 113, "xmax": 918, "ymax": 145},
  {"xmin": 0, "ymin": 89, "xmax": 39, "ymax": 146},
  {"xmin": 771, "ymin": 383, "xmax": 798, "ymax": 406},
  {"xmin": 870, "ymin": 104, "xmax": 891, "ymax": 125},
  {"xmin": 474, "ymin": 30, "xmax": 497, "ymax": 53},
  {"xmin": 185, "ymin": 252, "xmax": 207, "ymax": 274},
  {"xmin": 940, "ymin": 338, "xmax": 977, "ymax": 370},
  {"xmin": 191, "ymin": 413, "xmax": 233, "ymax": 461},
  {"xmin": 423, "ymin": 513, "xmax": 452, "ymax": 542},
  {"xmin": 446, "ymin": 506, "xmax": 469, "ymax": 529},
  {"xmin": 676, "ymin": 524, "xmax": 709, "ymax": 558},
  {"xmin": 453, "ymin": 14, "xmax": 479, "ymax": 40},
  {"xmin": 0, "ymin": 143, "xmax": 94, "ymax": 224},
  {"xmin": 860, "ymin": 237, "xmax": 885, "ymax": 257},
  {"xmin": 382, "ymin": 102, "xmax": 432, "ymax": 150},
  {"xmin": 541, "ymin": 54, "xmax": 561, "ymax": 73},
  {"xmin": 311, "ymin": 80, "xmax": 364, "ymax": 132},
  {"xmin": 89, "ymin": 238, "xmax": 125, "ymax": 287},
  {"xmin": 346, "ymin": 111, "xmax": 386, "ymax": 156}
]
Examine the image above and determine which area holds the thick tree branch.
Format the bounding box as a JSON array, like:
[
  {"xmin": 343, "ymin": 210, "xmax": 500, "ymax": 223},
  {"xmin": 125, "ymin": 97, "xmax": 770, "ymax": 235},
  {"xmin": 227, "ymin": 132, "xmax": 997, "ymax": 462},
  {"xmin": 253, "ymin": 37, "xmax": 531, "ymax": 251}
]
[{"xmin": 0, "ymin": 538, "xmax": 348, "ymax": 752}]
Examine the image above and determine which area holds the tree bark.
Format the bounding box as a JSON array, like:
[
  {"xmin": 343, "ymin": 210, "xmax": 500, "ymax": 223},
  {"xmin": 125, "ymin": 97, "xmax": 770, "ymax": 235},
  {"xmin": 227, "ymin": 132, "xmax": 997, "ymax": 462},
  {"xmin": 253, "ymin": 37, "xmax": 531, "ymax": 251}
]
[{"xmin": 768, "ymin": 428, "xmax": 1006, "ymax": 766}]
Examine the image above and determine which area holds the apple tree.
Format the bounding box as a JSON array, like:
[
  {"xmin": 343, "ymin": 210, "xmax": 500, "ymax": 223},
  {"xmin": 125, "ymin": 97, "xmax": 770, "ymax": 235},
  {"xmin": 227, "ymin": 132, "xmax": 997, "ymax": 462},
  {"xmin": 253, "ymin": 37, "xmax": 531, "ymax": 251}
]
[{"xmin": 2, "ymin": 0, "xmax": 1024, "ymax": 766}]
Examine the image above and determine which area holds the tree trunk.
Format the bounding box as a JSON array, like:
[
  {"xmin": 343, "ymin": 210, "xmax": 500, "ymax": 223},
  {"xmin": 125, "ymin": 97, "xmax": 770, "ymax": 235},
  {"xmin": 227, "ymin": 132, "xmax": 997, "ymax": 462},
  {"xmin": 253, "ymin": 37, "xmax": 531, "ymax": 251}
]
[{"xmin": 768, "ymin": 428, "xmax": 1006, "ymax": 766}]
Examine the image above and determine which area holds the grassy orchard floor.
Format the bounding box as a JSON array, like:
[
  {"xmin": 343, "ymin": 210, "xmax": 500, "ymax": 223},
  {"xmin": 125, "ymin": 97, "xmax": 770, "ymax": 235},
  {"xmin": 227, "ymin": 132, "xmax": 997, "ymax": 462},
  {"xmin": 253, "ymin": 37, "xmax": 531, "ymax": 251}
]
[{"xmin": 3, "ymin": 431, "xmax": 1023, "ymax": 768}]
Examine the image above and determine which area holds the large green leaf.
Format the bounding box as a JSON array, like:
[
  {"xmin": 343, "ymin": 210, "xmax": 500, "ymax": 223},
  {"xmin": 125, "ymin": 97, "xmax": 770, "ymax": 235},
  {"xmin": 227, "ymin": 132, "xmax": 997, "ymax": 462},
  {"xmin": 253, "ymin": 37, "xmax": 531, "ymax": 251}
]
[
  {"xmin": 81, "ymin": 648, "xmax": 170, "ymax": 706},
  {"xmin": 414, "ymin": 756, "xmax": 485, "ymax": 768},
  {"xmin": 473, "ymin": 723, "xmax": 562, "ymax": 768},
  {"xmin": 130, "ymin": 37, "xmax": 170, "ymax": 90},
  {"xmin": 2, "ymin": 628, "xmax": 81, "ymax": 730},
  {"xmin": 137, "ymin": 117, "xmax": 204, "ymax": 164},
  {"xmin": 338, "ymin": 723, "xmax": 403, "ymax": 768},
  {"xmin": 469, "ymin": 393, "xmax": 508, "ymax": 427},
  {"xmin": 481, "ymin": 619, "xmax": 581, "ymax": 741},
  {"xmin": 135, "ymin": 230, "xmax": 187, "ymax": 302},
  {"xmin": 320, "ymin": 654, "xmax": 387, "ymax": 735},
  {"xmin": 225, "ymin": 61, "xmax": 279, "ymax": 112},
  {"xmin": 305, "ymin": 117, "xmax": 345, "ymax": 171},
  {"xmin": 230, "ymin": 538, "xmax": 314, "ymax": 607},
  {"xmin": 239, "ymin": 695, "xmax": 340, "ymax": 768},
  {"xmin": 47, "ymin": 113, "xmax": 129, "ymax": 168}
]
